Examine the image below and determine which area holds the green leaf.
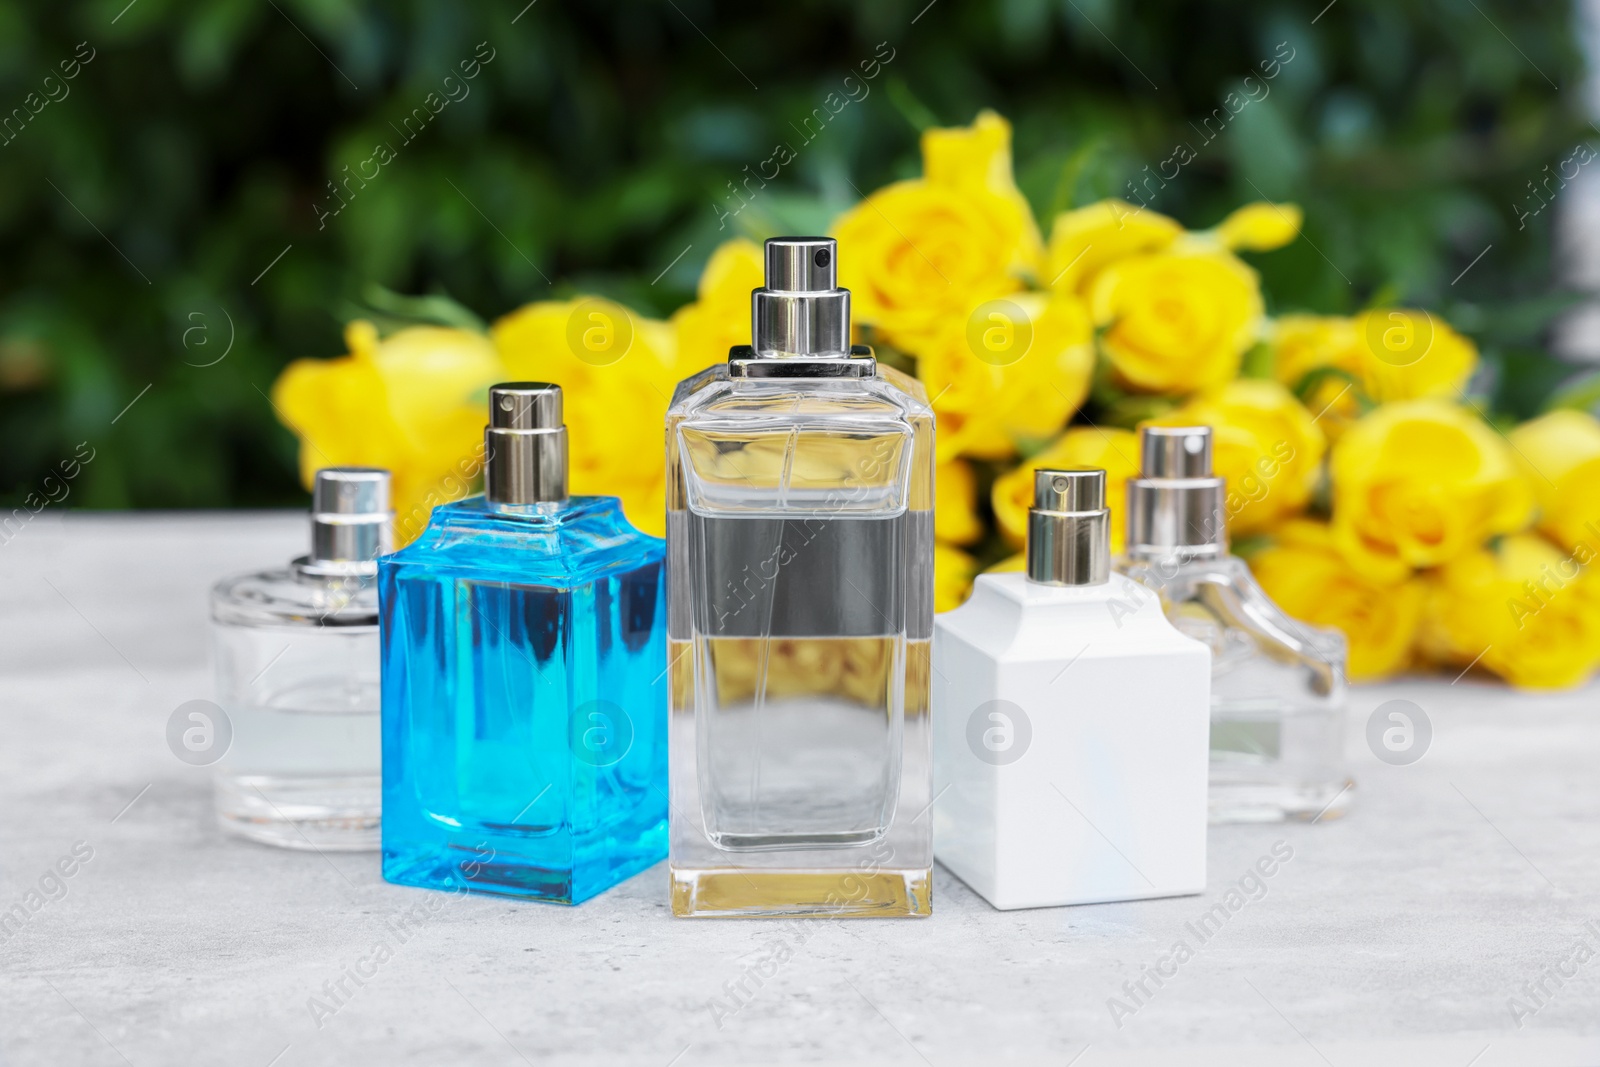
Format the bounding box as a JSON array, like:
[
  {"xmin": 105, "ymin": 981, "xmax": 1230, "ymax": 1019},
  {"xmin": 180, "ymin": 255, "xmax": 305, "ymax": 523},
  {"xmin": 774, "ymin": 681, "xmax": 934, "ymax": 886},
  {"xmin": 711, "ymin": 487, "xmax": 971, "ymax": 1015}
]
[
  {"xmin": 1049, "ymin": 135, "xmax": 1110, "ymax": 219},
  {"xmin": 1291, "ymin": 365, "xmax": 1373, "ymax": 415},
  {"xmin": 1098, "ymin": 393, "xmax": 1181, "ymax": 429},
  {"xmin": 1239, "ymin": 340, "xmax": 1276, "ymax": 380},
  {"xmin": 1546, "ymin": 368, "xmax": 1600, "ymax": 414},
  {"xmin": 884, "ymin": 77, "xmax": 939, "ymax": 134},
  {"xmin": 1489, "ymin": 348, "xmax": 1584, "ymax": 421},
  {"xmin": 352, "ymin": 284, "xmax": 487, "ymax": 334}
]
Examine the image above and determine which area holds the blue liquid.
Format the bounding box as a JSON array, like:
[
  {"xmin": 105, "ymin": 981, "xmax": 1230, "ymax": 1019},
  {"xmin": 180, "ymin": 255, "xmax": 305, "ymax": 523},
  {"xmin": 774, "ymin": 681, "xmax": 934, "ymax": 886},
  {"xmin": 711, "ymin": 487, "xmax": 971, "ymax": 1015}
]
[{"xmin": 379, "ymin": 496, "xmax": 668, "ymax": 904}]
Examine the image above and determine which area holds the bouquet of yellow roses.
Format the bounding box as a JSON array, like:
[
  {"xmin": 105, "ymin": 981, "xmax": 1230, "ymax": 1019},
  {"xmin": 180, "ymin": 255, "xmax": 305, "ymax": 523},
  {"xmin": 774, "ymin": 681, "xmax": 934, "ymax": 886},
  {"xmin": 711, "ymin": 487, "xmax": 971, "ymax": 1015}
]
[{"xmin": 271, "ymin": 111, "xmax": 1600, "ymax": 690}]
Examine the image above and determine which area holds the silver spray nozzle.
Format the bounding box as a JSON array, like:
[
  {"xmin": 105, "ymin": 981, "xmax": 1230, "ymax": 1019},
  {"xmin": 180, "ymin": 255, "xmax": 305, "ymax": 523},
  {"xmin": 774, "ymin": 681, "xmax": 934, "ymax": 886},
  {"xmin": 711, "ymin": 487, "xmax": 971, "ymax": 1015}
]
[
  {"xmin": 1126, "ymin": 425, "xmax": 1227, "ymax": 561},
  {"xmin": 1142, "ymin": 424, "xmax": 1214, "ymax": 478},
  {"xmin": 1026, "ymin": 468, "xmax": 1111, "ymax": 587},
  {"xmin": 750, "ymin": 236, "xmax": 851, "ymax": 358},
  {"xmin": 485, "ymin": 382, "xmax": 569, "ymax": 505},
  {"xmin": 300, "ymin": 467, "xmax": 392, "ymax": 577}
]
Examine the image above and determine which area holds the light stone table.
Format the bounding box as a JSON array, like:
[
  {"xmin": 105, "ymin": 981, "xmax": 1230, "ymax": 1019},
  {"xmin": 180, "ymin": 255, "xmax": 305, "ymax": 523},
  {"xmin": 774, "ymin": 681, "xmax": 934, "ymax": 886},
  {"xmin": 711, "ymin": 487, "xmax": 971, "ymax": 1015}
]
[{"xmin": 2, "ymin": 513, "xmax": 1599, "ymax": 1067}]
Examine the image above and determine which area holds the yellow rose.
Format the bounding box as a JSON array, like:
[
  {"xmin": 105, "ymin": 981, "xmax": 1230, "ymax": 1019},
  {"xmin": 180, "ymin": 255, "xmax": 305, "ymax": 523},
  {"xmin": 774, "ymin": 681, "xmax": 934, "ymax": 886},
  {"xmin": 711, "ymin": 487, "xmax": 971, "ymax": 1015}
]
[
  {"xmin": 1144, "ymin": 380, "xmax": 1326, "ymax": 535},
  {"xmin": 1330, "ymin": 399, "xmax": 1533, "ymax": 573},
  {"xmin": 1420, "ymin": 533, "xmax": 1600, "ymax": 689},
  {"xmin": 670, "ymin": 238, "xmax": 764, "ymax": 378},
  {"xmin": 917, "ymin": 289, "xmax": 1094, "ymax": 460},
  {"xmin": 1354, "ymin": 309, "xmax": 1477, "ymax": 403},
  {"xmin": 1045, "ymin": 199, "xmax": 1181, "ymax": 296},
  {"xmin": 1249, "ymin": 519, "xmax": 1425, "ymax": 681},
  {"xmin": 1508, "ymin": 409, "xmax": 1600, "ymax": 555},
  {"xmin": 1090, "ymin": 250, "xmax": 1263, "ymax": 394},
  {"xmin": 834, "ymin": 111, "xmax": 1041, "ymax": 356},
  {"xmin": 1270, "ymin": 311, "xmax": 1478, "ymax": 439},
  {"xmin": 1210, "ymin": 201, "xmax": 1302, "ymax": 252},
  {"xmin": 272, "ymin": 320, "xmax": 503, "ymax": 545},
  {"xmin": 935, "ymin": 459, "xmax": 984, "ymax": 545},
  {"xmin": 1269, "ymin": 315, "xmax": 1366, "ymax": 435},
  {"xmin": 491, "ymin": 298, "xmax": 678, "ymax": 536},
  {"xmin": 921, "ymin": 110, "xmax": 1040, "ymax": 237},
  {"xmin": 991, "ymin": 427, "xmax": 1141, "ymax": 553},
  {"xmin": 934, "ymin": 542, "xmax": 979, "ymax": 613}
]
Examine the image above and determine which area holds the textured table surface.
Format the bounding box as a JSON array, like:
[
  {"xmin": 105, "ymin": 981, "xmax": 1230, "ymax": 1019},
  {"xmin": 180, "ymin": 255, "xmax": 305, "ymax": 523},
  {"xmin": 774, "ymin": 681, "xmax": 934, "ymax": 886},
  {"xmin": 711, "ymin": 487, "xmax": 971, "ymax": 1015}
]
[{"xmin": 2, "ymin": 512, "xmax": 1599, "ymax": 1067}]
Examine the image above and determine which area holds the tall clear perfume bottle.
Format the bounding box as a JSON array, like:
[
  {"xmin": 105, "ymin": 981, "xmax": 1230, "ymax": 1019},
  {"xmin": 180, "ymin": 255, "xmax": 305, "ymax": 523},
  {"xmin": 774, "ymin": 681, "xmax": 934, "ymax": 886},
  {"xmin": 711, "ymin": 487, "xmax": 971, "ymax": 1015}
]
[
  {"xmin": 933, "ymin": 469, "xmax": 1210, "ymax": 909},
  {"xmin": 210, "ymin": 467, "xmax": 390, "ymax": 851},
  {"xmin": 666, "ymin": 237, "xmax": 935, "ymax": 918},
  {"xmin": 380, "ymin": 383, "xmax": 667, "ymax": 904},
  {"xmin": 1115, "ymin": 426, "xmax": 1352, "ymax": 823}
]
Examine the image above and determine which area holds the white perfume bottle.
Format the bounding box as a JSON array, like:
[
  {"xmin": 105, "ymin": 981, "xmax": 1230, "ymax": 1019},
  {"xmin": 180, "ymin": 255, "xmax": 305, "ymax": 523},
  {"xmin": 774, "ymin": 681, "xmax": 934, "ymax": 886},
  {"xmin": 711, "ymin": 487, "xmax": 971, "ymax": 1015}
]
[{"xmin": 932, "ymin": 468, "xmax": 1210, "ymax": 910}]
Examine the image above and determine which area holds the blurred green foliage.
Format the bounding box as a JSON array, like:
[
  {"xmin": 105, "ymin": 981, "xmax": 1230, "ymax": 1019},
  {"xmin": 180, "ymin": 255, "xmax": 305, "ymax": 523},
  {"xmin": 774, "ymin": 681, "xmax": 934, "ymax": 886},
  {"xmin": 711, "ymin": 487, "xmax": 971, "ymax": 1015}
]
[{"xmin": 0, "ymin": 0, "xmax": 1591, "ymax": 507}]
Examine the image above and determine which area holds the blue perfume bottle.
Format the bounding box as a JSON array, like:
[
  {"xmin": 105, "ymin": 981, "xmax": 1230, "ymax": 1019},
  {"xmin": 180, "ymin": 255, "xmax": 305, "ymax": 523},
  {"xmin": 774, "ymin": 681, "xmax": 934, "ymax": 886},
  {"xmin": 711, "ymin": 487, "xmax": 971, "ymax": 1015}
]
[{"xmin": 379, "ymin": 382, "xmax": 668, "ymax": 904}]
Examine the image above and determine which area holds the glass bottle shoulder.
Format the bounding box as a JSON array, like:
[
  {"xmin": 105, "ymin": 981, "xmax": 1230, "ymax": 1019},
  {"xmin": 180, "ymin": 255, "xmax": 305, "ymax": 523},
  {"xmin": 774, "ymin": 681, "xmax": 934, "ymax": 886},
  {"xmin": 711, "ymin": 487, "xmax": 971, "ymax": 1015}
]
[
  {"xmin": 211, "ymin": 567, "xmax": 379, "ymax": 629},
  {"xmin": 381, "ymin": 494, "xmax": 663, "ymax": 587},
  {"xmin": 667, "ymin": 361, "xmax": 931, "ymax": 425},
  {"xmin": 667, "ymin": 362, "xmax": 934, "ymax": 516},
  {"xmin": 1115, "ymin": 552, "xmax": 1347, "ymax": 681}
]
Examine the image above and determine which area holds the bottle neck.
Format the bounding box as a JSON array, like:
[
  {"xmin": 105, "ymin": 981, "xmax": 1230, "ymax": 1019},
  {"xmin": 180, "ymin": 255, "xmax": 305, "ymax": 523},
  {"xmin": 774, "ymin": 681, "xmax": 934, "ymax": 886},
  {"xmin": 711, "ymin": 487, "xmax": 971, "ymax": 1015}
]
[
  {"xmin": 484, "ymin": 425, "xmax": 568, "ymax": 505},
  {"xmin": 1124, "ymin": 476, "xmax": 1228, "ymax": 560},
  {"xmin": 297, "ymin": 501, "xmax": 390, "ymax": 580},
  {"xmin": 433, "ymin": 493, "xmax": 615, "ymax": 530},
  {"xmin": 482, "ymin": 497, "xmax": 571, "ymax": 520},
  {"xmin": 1122, "ymin": 542, "xmax": 1230, "ymax": 566},
  {"xmin": 1026, "ymin": 509, "xmax": 1110, "ymax": 586}
]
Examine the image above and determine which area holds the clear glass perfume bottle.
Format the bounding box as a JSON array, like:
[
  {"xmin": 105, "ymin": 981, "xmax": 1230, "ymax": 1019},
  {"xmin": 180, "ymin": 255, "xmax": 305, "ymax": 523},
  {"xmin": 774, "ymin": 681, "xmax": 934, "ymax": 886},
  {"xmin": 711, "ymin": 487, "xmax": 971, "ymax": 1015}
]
[
  {"xmin": 933, "ymin": 469, "xmax": 1210, "ymax": 909},
  {"xmin": 210, "ymin": 467, "xmax": 390, "ymax": 851},
  {"xmin": 666, "ymin": 237, "xmax": 934, "ymax": 918},
  {"xmin": 380, "ymin": 383, "xmax": 668, "ymax": 904},
  {"xmin": 1115, "ymin": 426, "xmax": 1352, "ymax": 823}
]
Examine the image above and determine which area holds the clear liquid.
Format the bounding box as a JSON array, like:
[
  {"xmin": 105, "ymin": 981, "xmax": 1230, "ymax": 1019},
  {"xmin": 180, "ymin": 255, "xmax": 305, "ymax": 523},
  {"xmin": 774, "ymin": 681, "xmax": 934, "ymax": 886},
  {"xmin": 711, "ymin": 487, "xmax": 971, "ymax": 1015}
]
[
  {"xmin": 215, "ymin": 697, "xmax": 381, "ymax": 850},
  {"xmin": 698, "ymin": 634, "xmax": 902, "ymax": 848},
  {"xmin": 1208, "ymin": 698, "xmax": 1349, "ymax": 822},
  {"xmin": 669, "ymin": 633, "xmax": 932, "ymax": 917},
  {"xmin": 1200, "ymin": 605, "xmax": 1351, "ymax": 821},
  {"xmin": 1119, "ymin": 555, "xmax": 1352, "ymax": 823},
  {"xmin": 209, "ymin": 603, "xmax": 382, "ymax": 851},
  {"xmin": 688, "ymin": 510, "xmax": 911, "ymax": 850}
]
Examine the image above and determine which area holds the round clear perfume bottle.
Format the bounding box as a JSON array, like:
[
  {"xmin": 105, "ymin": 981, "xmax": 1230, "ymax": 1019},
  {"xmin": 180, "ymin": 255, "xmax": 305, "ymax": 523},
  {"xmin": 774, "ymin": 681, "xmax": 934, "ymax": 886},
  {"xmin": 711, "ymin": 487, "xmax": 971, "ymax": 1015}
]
[{"xmin": 209, "ymin": 468, "xmax": 391, "ymax": 851}]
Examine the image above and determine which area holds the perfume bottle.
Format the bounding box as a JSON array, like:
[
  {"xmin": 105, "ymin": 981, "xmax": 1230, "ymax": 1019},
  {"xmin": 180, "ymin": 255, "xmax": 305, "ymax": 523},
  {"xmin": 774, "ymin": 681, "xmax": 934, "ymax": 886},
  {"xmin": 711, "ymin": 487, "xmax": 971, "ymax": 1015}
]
[
  {"xmin": 666, "ymin": 237, "xmax": 934, "ymax": 918},
  {"xmin": 1115, "ymin": 426, "xmax": 1351, "ymax": 823},
  {"xmin": 379, "ymin": 383, "xmax": 668, "ymax": 904},
  {"xmin": 932, "ymin": 469, "xmax": 1210, "ymax": 909},
  {"xmin": 210, "ymin": 467, "xmax": 390, "ymax": 851}
]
